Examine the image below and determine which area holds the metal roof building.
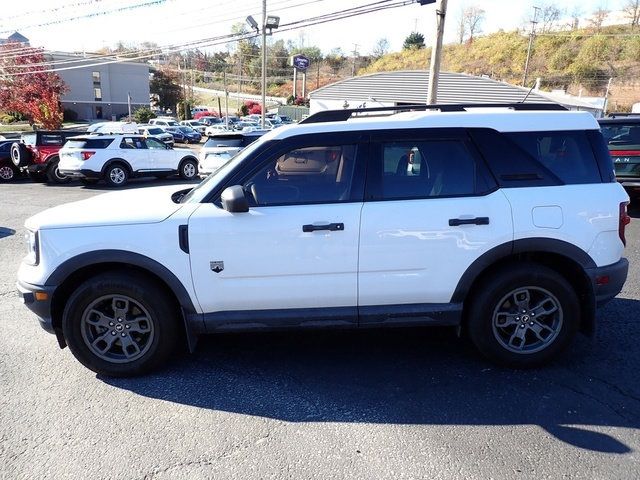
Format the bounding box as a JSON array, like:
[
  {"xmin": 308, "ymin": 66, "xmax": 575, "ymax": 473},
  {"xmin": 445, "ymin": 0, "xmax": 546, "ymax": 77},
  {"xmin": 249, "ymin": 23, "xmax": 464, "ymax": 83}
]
[{"xmin": 309, "ymin": 70, "xmax": 555, "ymax": 114}]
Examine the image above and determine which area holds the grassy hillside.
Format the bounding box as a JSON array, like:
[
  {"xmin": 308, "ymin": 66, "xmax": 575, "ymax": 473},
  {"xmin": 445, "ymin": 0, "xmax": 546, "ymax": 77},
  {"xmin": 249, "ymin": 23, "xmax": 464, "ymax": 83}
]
[{"xmin": 362, "ymin": 24, "xmax": 640, "ymax": 108}]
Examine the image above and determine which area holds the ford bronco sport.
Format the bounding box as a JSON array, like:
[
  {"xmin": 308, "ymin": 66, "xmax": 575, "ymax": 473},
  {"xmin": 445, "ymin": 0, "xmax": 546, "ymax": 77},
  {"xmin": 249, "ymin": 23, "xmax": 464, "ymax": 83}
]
[{"xmin": 17, "ymin": 104, "xmax": 630, "ymax": 376}]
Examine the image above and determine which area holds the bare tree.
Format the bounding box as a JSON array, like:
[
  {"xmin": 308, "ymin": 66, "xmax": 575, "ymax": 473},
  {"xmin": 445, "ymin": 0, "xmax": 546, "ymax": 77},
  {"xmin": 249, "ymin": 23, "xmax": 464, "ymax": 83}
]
[
  {"xmin": 456, "ymin": 6, "xmax": 466, "ymax": 44},
  {"xmin": 539, "ymin": 4, "xmax": 563, "ymax": 32},
  {"xmin": 372, "ymin": 38, "xmax": 390, "ymax": 58},
  {"xmin": 623, "ymin": 0, "xmax": 640, "ymax": 27},
  {"xmin": 463, "ymin": 6, "xmax": 485, "ymax": 42},
  {"xmin": 568, "ymin": 5, "xmax": 583, "ymax": 30},
  {"xmin": 589, "ymin": 7, "xmax": 609, "ymax": 31}
]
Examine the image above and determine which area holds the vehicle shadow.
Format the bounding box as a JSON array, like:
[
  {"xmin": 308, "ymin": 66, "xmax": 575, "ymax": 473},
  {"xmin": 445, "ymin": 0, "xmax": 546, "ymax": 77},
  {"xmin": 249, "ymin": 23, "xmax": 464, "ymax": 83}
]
[
  {"xmin": 39, "ymin": 177, "xmax": 201, "ymax": 191},
  {"xmin": 102, "ymin": 298, "xmax": 640, "ymax": 454},
  {"xmin": 628, "ymin": 201, "xmax": 640, "ymax": 218}
]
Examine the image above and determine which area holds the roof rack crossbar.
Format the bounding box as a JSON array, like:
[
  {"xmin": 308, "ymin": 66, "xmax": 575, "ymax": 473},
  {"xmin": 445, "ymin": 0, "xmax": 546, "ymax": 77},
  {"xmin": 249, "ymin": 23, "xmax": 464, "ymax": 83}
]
[{"xmin": 299, "ymin": 103, "xmax": 567, "ymax": 124}]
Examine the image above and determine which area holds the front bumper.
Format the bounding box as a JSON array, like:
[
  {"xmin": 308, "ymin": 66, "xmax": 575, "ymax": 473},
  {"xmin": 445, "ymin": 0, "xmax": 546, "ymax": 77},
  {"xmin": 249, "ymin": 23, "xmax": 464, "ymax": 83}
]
[
  {"xmin": 586, "ymin": 258, "xmax": 629, "ymax": 307},
  {"xmin": 16, "ymin": 279, "xmax": 56, "ymax": 334}
]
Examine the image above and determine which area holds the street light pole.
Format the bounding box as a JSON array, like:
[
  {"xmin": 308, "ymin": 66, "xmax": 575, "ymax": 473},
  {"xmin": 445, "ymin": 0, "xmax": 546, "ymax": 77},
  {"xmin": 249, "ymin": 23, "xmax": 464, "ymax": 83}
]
[
  {"xmin": 261, "ymin": 0, "xmax": 267, "ymax": 129},
  {"xmin": 427, "ymin": 0, "xmax": 447, "ymax": 105}
]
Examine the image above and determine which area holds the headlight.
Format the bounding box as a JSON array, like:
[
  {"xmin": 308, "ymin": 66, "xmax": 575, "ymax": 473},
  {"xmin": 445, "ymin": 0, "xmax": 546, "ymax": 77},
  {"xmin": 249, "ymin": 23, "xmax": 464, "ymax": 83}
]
[{"xmin": 24, "ymin": 229, "xmax": 39, "ymax": 266}]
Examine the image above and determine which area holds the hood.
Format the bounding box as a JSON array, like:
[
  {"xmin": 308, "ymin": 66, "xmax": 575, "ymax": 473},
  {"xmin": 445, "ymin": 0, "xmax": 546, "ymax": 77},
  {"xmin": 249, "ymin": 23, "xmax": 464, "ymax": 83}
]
[{"xmin": 25, "ymin": 184, "xmax": 192, "ymax": 230}]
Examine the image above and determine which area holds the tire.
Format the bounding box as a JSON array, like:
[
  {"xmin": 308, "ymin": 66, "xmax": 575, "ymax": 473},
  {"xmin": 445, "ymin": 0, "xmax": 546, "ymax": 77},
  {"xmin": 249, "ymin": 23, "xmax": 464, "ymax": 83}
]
[
  {"xmin": 0, "ymin": 163, "xmax": 17, "ymax": 182},
  {"xmin": 80, "ymin": 178, "xmax": 99, "ymax": 185},
  {"xmin": 61, "ymin": 272, "xmax": 179, "ymax": 377},
  {"xmin": 104, "ymin": 162, "xmax": 129, "ymax": 187},
  {"xmin": 179, "ymin": 158, "xmax": 198, "ymax": 180},
  {"xmin": 46, "ymin": 157, "xmax": 71, "ymax": 184},
  {"xmin": 11, "ymin": 142, "xmax": 31, "ymax": 167},
  {"xmin": 467, "ymin": 263, "xmax": 579, "ymax": 368}
]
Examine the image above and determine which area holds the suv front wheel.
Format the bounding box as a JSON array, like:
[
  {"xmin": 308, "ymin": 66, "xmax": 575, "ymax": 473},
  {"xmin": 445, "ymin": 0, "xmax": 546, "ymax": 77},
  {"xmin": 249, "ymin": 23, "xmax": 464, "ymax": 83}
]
[
  {"xmin": 179, "ymin": 158, "xmax": 198, "ymax": 180},
  {"xmin": 467, "ymin": 263, "xmax": 579, "ymax": 367},
  {"xmin": 62, "ymin": 272, "xmax": 179, "ymax": 377}
]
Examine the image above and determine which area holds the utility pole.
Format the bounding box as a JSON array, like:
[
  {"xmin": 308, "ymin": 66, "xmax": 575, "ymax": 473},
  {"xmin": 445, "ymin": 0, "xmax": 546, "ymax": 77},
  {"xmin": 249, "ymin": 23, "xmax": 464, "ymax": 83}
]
[
  {"xmin": 351, "ymin": 43, "xmax": 359, "ymax": 77},
  {"xmin": 261, "ymin": 0, "xmax": 267, "ymax": 129},
  {"xmin": 427, "ymin": 0, "xmax": 447, "ymax": 104},
  {"xmin": 603, "ymin": 77, "xmax": 613, "ymax": 116},
  {"xmin": 522, "ymin": 5, "xmax": 540, "ymax": 87},
  {"xmin": 223, "ymin": 70, "xmax": 229, "ymax": 129},
  {"xmin": 182, "ymin": 58, "xmax": 188, "ymax": 119}
]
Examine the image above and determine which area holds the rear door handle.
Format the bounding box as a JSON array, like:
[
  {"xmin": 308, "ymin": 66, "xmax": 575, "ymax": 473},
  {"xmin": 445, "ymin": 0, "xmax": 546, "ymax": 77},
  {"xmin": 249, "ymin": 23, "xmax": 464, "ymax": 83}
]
[
  {"xmin": 448, "ymin": 217, "xmax": 490, "ymax": 226},
  {"xmin": 302, "ymin": 223, "xmax": 344, "ymax": 232}
]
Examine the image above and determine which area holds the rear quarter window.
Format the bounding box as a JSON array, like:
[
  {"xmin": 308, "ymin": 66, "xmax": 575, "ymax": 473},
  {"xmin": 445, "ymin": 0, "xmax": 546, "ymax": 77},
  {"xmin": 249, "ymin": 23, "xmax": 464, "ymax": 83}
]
[
  {"xmin": 505, "ymin": 131, "xmax": 602, "ymax": 184},
  {"xmin": 65, "ymin": 138, "xmax": 113, "ymax": 149}
]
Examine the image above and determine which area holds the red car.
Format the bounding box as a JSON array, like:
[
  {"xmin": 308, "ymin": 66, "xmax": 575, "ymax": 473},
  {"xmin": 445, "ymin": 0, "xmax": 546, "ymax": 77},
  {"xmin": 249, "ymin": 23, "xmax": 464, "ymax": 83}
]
[{"xmin": 11, "ymin": 130, "xmax": 86, "ymax": 184}]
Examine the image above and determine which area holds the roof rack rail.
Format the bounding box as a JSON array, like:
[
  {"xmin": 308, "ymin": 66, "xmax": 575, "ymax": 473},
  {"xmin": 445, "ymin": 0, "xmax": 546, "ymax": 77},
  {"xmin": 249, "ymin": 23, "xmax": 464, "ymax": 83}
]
[{"xmin": 299, "ymin": 102, "xmax": 567, "ymax": 124}]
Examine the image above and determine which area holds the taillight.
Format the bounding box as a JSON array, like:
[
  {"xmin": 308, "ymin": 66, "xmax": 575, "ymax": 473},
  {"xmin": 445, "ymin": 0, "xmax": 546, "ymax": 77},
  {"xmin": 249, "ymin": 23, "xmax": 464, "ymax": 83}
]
[
  {"xmin": 81, "ymin": 151, "xmax": 95, "ymax": 160},
  {"xmin": 619, "ymin": 202, "xmax": 631, "ymax": 246}
]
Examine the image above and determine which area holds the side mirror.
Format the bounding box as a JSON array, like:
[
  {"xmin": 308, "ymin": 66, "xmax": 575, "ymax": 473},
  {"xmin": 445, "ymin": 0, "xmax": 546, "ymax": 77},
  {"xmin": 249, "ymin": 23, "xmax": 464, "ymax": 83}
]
[{"xmin": 221, "ymin": 185, "xmax": 249, "ymax": 213}]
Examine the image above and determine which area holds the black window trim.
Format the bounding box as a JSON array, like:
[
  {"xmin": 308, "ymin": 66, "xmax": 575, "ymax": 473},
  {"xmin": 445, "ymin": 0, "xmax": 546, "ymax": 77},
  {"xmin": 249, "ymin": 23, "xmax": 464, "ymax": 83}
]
[{"xmin": 209, "ymin": 131, "xmax": 370, "ymax": 208}]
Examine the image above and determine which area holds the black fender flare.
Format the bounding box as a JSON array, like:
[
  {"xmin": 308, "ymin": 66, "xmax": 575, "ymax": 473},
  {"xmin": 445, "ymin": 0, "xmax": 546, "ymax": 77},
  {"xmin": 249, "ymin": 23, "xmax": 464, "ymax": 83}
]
[
  {"xmin": 101, "ymin": 158, "xmax": 133, "ymax": 176},
  {"xmin": 451, "ymin": 238, "xmax": 596, "ymax": 303},
  {"xmin": 46, "ymin": 250, "xmax": 204, "ymax": 348}
]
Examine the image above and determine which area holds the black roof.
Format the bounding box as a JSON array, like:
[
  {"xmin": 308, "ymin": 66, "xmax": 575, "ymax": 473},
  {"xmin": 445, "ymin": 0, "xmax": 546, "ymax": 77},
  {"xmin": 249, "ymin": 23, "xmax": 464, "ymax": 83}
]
[{"xmin": 598, "ymin": 117, "xmax": 640, "ymax": 125}]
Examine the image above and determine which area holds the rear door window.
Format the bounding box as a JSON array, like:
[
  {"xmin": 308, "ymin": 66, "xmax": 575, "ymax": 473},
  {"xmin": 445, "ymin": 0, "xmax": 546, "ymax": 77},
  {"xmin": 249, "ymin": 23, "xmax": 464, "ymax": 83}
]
[
  {"xmin": 505, "ymin": 131, "xmax": 601, "ymax": 184},
  {"xmin": 600, "ymin": 124, "xmax": 640, "ymax": 148},
  {"xmin": 379, "ymin": 140, "xmax": 485, "ymax": 199}
]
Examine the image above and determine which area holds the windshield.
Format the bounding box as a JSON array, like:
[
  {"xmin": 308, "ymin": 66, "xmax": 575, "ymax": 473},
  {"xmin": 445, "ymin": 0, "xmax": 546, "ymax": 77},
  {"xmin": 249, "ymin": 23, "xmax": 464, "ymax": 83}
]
[
  {"xmin": 148, "ymin": 128, "xmax": 164, "ymax": 135},
  {"xmin": 180, "ymin": 138, "xmax": 268, "ymax": 204},
  {"xmin": 179, "ymin": 126, "xmax": 194, "ymax": 133}
]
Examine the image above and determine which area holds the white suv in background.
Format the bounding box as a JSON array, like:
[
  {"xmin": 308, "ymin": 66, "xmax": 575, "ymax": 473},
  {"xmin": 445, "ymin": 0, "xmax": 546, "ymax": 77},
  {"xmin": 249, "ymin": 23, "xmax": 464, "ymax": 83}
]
[
  {"xmin": 18, "ymin": 104, "xmax": 630, "ymax": 376},
  {"xmin": 58, "ymin": 134, "xmax": 199, "ymax": 186},
  {"xmin": 198, "ymin": 131, "xmax": 267, "ymax": 177}
]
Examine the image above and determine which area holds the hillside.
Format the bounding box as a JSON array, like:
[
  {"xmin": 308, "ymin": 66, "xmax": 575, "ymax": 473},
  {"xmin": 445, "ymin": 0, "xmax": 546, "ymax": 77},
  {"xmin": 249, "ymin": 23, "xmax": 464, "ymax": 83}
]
[{"xmin": 362, "ymin": 24, "xmax": 640, "ymax": 110}]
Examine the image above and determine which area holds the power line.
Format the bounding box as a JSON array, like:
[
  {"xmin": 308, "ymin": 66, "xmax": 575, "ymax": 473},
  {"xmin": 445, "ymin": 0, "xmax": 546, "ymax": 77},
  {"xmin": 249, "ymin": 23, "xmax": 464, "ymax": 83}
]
[{"xmin": 0, "ymin": 0, "xmax": 414, "ymax": 77}]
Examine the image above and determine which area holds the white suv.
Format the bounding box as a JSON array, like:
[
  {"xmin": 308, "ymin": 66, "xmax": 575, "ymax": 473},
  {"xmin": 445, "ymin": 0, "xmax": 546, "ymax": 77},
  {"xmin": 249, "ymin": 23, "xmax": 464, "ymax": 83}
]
[
  {"xmin": 58, "ymin": 134, "xmax": 199, "ymax": 186},
  {"xmin": 198, "ymin": 131, "xmax": 267, "ymax": 177},
  {"xmin": 17, "ymin": 104, "xmax": 630, "ymax": 376}
]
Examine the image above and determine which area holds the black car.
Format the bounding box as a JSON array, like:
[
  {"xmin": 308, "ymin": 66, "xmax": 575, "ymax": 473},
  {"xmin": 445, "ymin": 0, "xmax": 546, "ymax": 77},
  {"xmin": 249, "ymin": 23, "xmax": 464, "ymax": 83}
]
[
  {"xmin": 0, "ymin": 140, "xmax": 21, "ymax": 182},
  {"xmin": 599, "ymin": 116, "xmax": 640, "ymax": 199}
]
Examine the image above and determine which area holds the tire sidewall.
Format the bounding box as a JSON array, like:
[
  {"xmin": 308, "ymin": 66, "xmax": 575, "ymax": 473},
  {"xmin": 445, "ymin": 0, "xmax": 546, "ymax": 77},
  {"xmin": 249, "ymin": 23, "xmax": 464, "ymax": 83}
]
[
  {"xmin": 62, "ymin": 274, "xmax": 177, "ymax": 376},
  {"xmin": 179, "ymin": 159, "xmax": 198, "ymax": 180},
  {"xmin": 0, "ymin": 163, "xmax": 16, "ymax": 181},
  {"xmin": 467, "ymin": 263, "xmax": 580, "ymax": 367},
  {"xmin": 46, "ymin": 157, "xmax": 71, "ymax": 184},
  {"xmin": 11, "ymin": 142, "xmax": 30, "ymax": 167},
  {"xmin": 104, "ymin": 163, "xmax": 129, "ymax": 187}
]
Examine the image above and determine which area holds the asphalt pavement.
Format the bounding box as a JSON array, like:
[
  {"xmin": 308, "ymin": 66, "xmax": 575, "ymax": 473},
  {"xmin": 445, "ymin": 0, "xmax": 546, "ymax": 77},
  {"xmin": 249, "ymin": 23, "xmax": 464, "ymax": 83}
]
[{"xmin": 1, "ymin": 177, "xmax": 639, "ymax": 480}]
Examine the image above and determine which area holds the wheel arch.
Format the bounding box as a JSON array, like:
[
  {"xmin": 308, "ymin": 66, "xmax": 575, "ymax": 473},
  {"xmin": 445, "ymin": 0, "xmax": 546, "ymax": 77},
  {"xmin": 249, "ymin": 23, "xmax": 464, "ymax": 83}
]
[
  {"xmin": 101, "ymin": 158, "xmax": 133, "ymax": 176},
  {"xmin": 47, "ymin": 250, "xmax": 203, "ymax": 350},
  {"xmin": 179, "ymin": 155, "xmax": 198, "ymax": 166},
  {"xmin": 454, "ymin": 238, "xmax": 597, "ymax": 335}
]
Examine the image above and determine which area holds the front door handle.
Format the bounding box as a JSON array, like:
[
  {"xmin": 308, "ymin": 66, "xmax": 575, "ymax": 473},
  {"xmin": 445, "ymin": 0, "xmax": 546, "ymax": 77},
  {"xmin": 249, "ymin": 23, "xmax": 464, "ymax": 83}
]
[
  {"xmin": 448, "ymin": 217, "xmax": 490, "ymax": 226},
  {"xmin": 302, "ymin": 222, "xmax": 344, "ymax": 232}
]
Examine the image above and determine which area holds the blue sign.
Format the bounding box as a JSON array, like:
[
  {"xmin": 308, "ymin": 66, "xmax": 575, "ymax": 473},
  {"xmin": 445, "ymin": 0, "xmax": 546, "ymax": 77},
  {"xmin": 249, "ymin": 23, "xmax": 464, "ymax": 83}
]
[{"xmin": 291, "ymin": 54, "xmax": 310, "ymax": 72}]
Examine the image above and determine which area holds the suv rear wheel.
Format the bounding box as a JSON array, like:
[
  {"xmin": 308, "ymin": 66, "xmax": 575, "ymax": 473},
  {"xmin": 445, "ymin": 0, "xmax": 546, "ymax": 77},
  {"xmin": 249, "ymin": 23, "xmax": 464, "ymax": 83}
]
[
  {"xmin": 46, "ymin": 157, "xmax": 71, "ymax": 184},
  {"xmin": 62, "ymin": 272, "xmax": 179, "ymax": 377},
  {"xmin": 104, "ymin": 162, "xmax": 129, "ymax": 187},
  {"xmin": 467, "ymin": 263, "xmax": 579, "ymax": 367}
]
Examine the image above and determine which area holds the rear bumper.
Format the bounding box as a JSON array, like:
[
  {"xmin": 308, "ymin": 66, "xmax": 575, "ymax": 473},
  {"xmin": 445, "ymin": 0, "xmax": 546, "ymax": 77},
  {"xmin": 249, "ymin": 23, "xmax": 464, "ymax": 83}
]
[
  {"xmin": 59, "ymin": 168, "xmax": 101, "ymax": 179},
  {"xmin": 586, "ymin": 258, "xmax": 629, "ymax": 307}
]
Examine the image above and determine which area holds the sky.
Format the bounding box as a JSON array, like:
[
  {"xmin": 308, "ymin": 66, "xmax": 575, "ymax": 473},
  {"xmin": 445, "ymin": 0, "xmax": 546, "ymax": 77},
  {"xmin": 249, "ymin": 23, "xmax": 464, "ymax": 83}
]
[{"xmin": 0, "ymin": 0, "xmax": 630, "ymax": 57}]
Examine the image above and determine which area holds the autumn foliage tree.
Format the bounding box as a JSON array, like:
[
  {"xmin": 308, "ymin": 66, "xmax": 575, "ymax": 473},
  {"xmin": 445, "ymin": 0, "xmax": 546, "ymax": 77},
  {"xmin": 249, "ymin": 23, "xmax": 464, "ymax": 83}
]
[{"xmin": 0, "ymin": 44, "xmax": 67, "ymax": 129}]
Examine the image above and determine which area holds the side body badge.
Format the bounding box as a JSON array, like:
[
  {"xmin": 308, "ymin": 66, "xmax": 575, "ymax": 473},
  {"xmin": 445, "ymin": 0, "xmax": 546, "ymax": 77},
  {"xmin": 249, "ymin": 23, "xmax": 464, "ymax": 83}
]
[{"xmin": 210, "ymin": 261, "xmax": 224, "ymax": 273}]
